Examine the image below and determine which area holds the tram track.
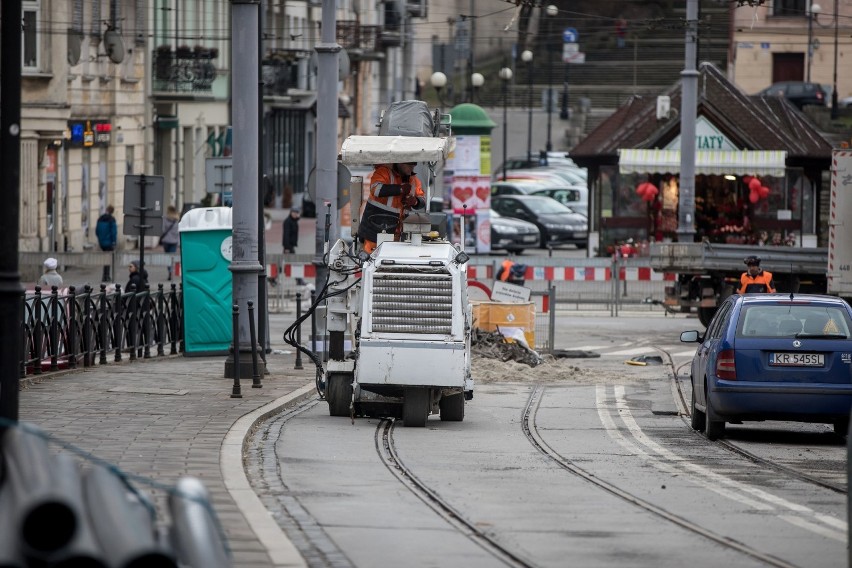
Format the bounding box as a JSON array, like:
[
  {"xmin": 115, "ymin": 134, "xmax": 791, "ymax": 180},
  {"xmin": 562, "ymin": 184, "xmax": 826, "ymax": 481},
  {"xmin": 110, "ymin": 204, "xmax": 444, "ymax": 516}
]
[
  {"xmin": 374, "ymin": 418, "xmax": 536, "ymax": 568},
  {"xmin": 662, "ymin": 346, "xmax": 848, "ymax": 495},
  {"xmin": 522, "ymin": 385, "xmax": 802, "ymax": 568}
]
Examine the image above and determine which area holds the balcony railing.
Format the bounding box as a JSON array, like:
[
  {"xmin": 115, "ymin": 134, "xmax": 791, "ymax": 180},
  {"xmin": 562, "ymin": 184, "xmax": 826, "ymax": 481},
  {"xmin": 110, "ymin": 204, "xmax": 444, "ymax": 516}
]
[
  {"xmin": 262, "ymin": 49, "xmax": 311, "ymax": 97},
  {"xmin": 152, "ymin": 47, "xmax": 218, "ymax": 94}
]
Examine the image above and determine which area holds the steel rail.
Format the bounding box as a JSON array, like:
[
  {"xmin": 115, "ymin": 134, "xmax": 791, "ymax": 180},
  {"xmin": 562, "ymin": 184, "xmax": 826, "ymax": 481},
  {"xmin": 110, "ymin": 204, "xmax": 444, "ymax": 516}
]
[
  {"xmin": 522, "ymin": 386, "xmax": 799, "ymax": 568},
  {"xmin": 375, "ymin": 418, "xmax": 535, "ymax": 568},
  {"xmin": 667, "ymin": 359, "xmax": 848, "ymax": 495}
]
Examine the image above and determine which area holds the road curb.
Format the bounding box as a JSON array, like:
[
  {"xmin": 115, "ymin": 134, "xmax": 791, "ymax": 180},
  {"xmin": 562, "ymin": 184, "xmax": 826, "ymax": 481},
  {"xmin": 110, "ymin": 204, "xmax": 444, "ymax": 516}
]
[{"xmin": 220, "ymin": 381, "xmax": 317, "ymax": 568}]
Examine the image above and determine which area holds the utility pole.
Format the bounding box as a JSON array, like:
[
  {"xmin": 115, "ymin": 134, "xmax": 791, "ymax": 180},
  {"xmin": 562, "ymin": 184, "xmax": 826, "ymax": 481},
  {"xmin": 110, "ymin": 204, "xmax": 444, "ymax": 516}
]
[
  {"xmin": 0, "ymin": 0, "xmax": 23, "ymax": 424},
  {"xmin": 314, "ymin": 0, "xmax": 340, "ymax": 293},
  {"xmin": 677, "ymin": 0, "xmax": 698, "ymax": 242},
  {"xmin": 226, "ymin": 0, "xmax": 264, "ymax": 378}
]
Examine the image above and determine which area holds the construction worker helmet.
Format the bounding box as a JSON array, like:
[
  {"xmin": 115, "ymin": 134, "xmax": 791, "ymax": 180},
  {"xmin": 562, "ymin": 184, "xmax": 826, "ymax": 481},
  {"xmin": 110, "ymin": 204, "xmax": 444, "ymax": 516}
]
[{"xmin": 744, "ymin": 255, "xmax": 761, "ymax": 266}]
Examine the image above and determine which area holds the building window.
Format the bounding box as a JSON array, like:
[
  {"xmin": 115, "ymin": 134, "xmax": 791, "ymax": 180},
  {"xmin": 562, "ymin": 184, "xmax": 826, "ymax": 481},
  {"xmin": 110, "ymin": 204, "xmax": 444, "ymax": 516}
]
[
  {"xmin": 23, "ymin": 1, "xmax": 40, "ymax": 69},
  {"xmin": 773, "ymin": 0, "xmax": 806, "ymax": 17}
]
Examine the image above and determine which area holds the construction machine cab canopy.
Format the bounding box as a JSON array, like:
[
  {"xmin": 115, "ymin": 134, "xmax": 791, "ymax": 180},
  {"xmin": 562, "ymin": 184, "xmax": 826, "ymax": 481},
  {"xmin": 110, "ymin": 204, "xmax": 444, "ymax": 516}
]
[{"xmin": 339, "ymin": 135, "xmax": 451, "ymax": 166}]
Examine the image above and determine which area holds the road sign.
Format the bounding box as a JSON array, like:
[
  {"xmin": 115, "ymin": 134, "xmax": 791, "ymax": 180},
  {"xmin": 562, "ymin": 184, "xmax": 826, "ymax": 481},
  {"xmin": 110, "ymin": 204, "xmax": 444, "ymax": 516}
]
[
  {"xmin": 123, "ymin": 174, "xmax": 165, "ymax": 236},
  {"xmin": 564, "ymin": 51, "xmax": 586, "ymax": 64},
  {"xmin": 206, "ymin": 157, "xmax": 233, "ymax": 206},
  {"xmin": 562, "ymin": 28, "xmax": 578, "ymax": 43},
  {"xmin": 562, "ymin": 43, "xmax": 579, "ymax": 59}
]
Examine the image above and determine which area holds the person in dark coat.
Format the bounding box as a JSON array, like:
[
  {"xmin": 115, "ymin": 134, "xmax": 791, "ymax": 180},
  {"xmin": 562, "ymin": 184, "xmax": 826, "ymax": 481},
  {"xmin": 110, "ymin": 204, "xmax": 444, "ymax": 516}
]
[
  {"xmin": 282, "ymin": 206, "xmax": 300, "ymax": 253},
  {"xmin": 126, "ymin": 260, "xmax": 149, "ymax": 292}
]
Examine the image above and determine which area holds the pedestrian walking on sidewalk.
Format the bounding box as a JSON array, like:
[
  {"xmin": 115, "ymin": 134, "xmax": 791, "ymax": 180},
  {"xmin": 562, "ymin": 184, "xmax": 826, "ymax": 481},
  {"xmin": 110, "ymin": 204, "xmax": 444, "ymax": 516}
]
[
  {"xmin": 160, "ymin": 206, "xmax": 180, "ymax": 253},
  {"xmin": 39, "ymin": 257, "xmax": 63, "ymax": 289},
  {"xmin": 282, "ymin": 206, "xmax": 301, "ymax": 253},
  {"xmin": 96, "ymin": 205, "xmax": 118, "ymax": 281}
]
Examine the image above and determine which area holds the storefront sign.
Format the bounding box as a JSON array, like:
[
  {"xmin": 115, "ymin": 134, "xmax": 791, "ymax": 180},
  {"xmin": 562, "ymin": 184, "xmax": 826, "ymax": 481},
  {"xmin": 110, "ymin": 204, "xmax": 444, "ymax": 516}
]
[
  {"xmin": 664, "ymin": 116, "xmax": 737, "ymax": 151},
  {"xmin": 67, "ymin": 120, "xmax": 111, "ymax": 148}
]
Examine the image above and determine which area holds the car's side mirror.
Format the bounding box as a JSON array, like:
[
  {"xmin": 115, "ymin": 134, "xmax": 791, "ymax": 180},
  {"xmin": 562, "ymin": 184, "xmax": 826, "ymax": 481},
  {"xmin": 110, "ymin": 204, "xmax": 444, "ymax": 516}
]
[{"xmin": 680, "ymin": 330, "xmax": 701, "ymax": 343}]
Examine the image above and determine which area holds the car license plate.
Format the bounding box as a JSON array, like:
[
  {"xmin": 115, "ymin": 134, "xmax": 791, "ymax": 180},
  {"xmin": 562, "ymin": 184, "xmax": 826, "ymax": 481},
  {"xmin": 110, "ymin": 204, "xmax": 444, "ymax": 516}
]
[
  {"xmin": 523, "ymin": 235, "xmax": 537, "ymax": 242},
  {"xmin": 769, "ymin": 352, "xmax": 824, "ymax": 367}
]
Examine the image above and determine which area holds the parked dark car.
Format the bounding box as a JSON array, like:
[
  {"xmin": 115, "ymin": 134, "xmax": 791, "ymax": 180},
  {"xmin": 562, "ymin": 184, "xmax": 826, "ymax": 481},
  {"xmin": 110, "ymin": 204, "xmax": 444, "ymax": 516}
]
[
  {"xmin": 680, "ymin": 293, "xmax": 852, "ymax": 440},
  {"xmin": 528, "ymin": 187, "xmax": 588, "ymax": 217},
  {"xmin": 757, "ymin": 81, "xmax": 827, "ymax": 109},
  {"xmin": 489, "ymin": 209, "xmax": 540, "ymax": 254},
  {"xmin": 491, "ymin": 194, "xmax": 588, "ymax": 249}
]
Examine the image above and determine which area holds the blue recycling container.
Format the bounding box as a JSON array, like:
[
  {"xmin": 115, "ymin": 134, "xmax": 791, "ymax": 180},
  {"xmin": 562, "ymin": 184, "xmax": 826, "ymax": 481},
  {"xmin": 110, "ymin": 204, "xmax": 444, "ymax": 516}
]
[{"xmin": 179, "ymin": 207, "xmax": 232, "ymax": 355}]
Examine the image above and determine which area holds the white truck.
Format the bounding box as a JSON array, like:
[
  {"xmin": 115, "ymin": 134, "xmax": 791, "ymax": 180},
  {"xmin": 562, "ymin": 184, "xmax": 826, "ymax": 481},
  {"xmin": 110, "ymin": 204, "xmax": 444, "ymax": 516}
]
[{"xmin": 827, "ymin": 149, "xmax": 852, "ymax": 302}]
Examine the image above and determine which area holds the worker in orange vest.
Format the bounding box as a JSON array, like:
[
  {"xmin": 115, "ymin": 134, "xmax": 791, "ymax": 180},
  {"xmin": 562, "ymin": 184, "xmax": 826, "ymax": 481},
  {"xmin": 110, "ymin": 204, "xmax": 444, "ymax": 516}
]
[
  {"xmin": 496, "ymin": 258, "xmax": 526, "ymax": 286},
  {"xmin": 739, "ymin": 255, "xmax": 776, "ymax": 294},
  {"xmin": 357, "ymin": 162, "xmax": 426, "ymax": 253}
]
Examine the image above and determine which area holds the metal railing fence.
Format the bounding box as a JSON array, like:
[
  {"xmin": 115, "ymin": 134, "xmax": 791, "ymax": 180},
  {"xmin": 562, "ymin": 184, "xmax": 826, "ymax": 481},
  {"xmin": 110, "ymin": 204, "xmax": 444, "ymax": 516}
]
[{"xmin": 21, "ymin": 283, "xmax": 183, "ymax": 377}]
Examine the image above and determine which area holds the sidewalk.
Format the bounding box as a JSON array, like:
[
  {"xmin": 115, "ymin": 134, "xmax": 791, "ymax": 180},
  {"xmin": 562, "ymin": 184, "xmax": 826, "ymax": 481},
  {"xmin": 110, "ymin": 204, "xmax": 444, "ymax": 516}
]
[{"xmin": 17, "ymin": 308, "xmax": 315, "ymax": 568}]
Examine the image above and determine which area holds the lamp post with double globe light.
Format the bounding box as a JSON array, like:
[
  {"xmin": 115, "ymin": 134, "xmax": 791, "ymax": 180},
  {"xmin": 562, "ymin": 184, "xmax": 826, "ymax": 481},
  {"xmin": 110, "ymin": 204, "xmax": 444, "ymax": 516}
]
[
  {"xmin": 470, "ymin": 72, "xmax": 484, "ymax": 103},
  {"xmin": 521, "ymin": 50, "xmax": 533, "ymax": 164},
  {"xmin": 499, "ymin": 66, "xmax": 513, "ymax": 181},
  {"xmin": 545, "ymin": 4, "xmax": 558, "ymax": 153}
]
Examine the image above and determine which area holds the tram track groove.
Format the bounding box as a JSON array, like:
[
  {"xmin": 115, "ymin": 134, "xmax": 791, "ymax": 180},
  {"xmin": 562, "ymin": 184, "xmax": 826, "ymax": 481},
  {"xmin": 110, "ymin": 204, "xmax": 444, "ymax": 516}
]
[
  {"xmin": 522, "ymin": 385, "xmax": 801, "ymax": 568},
  {"xmin": 246, "ymin": 398, "xmax": 356, "ymax": 568},
  {"xmin": 374, "ymin": 418, "xmax": 536, "ymax": 568}
]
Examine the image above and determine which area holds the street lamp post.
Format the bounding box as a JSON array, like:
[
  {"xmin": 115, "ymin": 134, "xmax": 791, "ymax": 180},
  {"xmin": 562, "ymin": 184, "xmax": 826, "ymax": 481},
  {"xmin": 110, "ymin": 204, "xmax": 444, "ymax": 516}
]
[
  {"xmin": 545, "ymin": 4, "xmax": 558, "ymax": 153},
  {"xmin": 430, "ymin": 71, "xmax": 448, "ymax": 108},
  {"xmin": 499, "ymin": 66, "xmax": 513, "ymax": 181},
  {"xmin": 806, "ymin": 0, "xmax": 817, "ymax": 83},
  {"xmin": 470, "ymin": 72, "xmax": 484, "ymax": 103},
  {"xmin": 521, "ymin": 50, "xmax": 533, "ymax": 164},
  {"xmin": 831, "ymin": 0, "xmax": 838, "ymax": 118}
]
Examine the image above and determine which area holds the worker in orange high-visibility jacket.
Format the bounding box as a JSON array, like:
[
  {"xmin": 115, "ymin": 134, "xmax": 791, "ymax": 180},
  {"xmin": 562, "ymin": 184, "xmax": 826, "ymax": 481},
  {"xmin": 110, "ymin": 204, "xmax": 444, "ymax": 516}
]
[
  {"xmin": 496, "ymin": 258, "xmax": 526, "ymax": 286},
  {"xmin": 739, "ymin": 255, "xmax": 776, "ymax": 294},
  {"xmin": 357, "ymin": 162, "xmax": 426, "ymax": 253}
]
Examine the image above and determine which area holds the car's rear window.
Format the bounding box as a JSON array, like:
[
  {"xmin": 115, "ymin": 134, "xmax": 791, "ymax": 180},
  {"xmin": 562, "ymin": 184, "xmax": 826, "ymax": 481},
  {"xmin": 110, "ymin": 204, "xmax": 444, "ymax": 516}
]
[{"xmin": 737, "ymin": 304, "xmax": 852, "ymax": 338}]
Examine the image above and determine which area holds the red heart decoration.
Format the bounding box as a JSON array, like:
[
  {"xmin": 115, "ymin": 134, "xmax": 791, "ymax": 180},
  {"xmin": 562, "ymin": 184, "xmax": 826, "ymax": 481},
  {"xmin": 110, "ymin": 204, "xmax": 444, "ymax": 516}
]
[
  {"xmin": 453, "ymin": 187, "xmax": 474, "ymax": 202},
  {"xmin": 476, "ymin": 186, "xmax": 490, "ymax": 201}
]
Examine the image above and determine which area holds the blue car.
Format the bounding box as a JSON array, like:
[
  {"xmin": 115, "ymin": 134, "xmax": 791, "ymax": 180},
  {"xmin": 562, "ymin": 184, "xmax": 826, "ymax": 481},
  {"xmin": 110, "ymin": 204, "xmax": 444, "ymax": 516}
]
[{"xmin": 680, "ymin": 293, "xmax": 852, "ymax": 440}]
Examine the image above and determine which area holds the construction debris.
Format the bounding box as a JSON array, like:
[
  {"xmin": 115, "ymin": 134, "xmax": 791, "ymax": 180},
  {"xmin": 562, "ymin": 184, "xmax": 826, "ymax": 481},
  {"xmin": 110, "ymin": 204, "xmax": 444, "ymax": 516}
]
[{"xmin": 471, "ymin": 328, "xmax": 543, "ymax": 367}]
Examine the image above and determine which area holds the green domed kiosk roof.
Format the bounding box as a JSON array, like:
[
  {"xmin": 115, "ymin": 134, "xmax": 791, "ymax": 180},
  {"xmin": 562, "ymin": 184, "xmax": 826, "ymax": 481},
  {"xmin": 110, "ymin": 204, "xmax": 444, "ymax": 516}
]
[{"xmin": 448, "ymin": 103, "xmax": 495, "ymax": 134}]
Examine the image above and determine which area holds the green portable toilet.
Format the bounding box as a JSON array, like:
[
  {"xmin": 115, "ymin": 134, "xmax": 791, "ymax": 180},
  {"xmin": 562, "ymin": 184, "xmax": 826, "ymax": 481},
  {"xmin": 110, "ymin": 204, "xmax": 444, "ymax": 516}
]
[{"xmin": 179, "ymin": 207, "xmax": 232, "ymax": 355}]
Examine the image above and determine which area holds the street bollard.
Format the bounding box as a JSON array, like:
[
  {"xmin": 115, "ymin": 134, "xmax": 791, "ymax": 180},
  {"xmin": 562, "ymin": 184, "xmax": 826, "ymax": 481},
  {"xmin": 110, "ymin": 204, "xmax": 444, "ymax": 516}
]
[
  {"xmin": 294, "ymin": 293, "xmax": 303, "ymax": 370},
  {"xmin": 230, "ymin": 304, "xmax": 242, "ymax": 398},
  {"xmin": 247, "ymin": 301, "xmax": 262, "ymax": 388}
]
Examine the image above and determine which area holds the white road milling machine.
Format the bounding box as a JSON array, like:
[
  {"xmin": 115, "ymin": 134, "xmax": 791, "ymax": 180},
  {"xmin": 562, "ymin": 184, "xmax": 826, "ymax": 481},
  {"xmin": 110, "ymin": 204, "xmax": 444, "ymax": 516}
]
[{"xmin": 285, "ymin": 103, "xmax": 473, "ymax": 426}]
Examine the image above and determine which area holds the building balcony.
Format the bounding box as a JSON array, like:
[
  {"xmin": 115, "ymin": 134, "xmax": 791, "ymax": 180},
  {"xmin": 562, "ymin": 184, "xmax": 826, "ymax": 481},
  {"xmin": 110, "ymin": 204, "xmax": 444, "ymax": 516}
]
[
  {"xmin": 152, "ymin": 46, "xmax": 218, "ymax": 94},
  {"xmin": 336, "ymin": 21, "xmax": 385, "ymax": 61},
  {"xmin": 262, "ymin": 49, "xmax": 311, "ymax": 97}
]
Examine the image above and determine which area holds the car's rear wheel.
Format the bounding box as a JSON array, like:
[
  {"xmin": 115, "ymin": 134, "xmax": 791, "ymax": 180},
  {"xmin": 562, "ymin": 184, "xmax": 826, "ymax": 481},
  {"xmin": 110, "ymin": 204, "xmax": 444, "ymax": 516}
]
[
  {"xmin": 704, "ymin": 389, "xmax": 726, "ymax": 440},
  {"xmin": 690, "ymin": 380, "xmax": 705, "ymax": 432}
]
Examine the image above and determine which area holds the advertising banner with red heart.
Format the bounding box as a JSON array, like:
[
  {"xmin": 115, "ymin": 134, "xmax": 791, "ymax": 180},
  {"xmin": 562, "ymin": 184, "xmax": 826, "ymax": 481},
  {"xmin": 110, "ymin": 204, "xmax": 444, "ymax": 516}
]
[{"xmin": 451, "ymin": 175, "xmax": 491, "ymax": 213}]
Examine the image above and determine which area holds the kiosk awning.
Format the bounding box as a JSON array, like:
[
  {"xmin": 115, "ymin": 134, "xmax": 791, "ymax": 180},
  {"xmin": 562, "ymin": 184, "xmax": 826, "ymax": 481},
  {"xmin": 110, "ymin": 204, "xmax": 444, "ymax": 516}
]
[{"xmin": 618, "ymin": 149, "xmax": 788, "ymax": 177}]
